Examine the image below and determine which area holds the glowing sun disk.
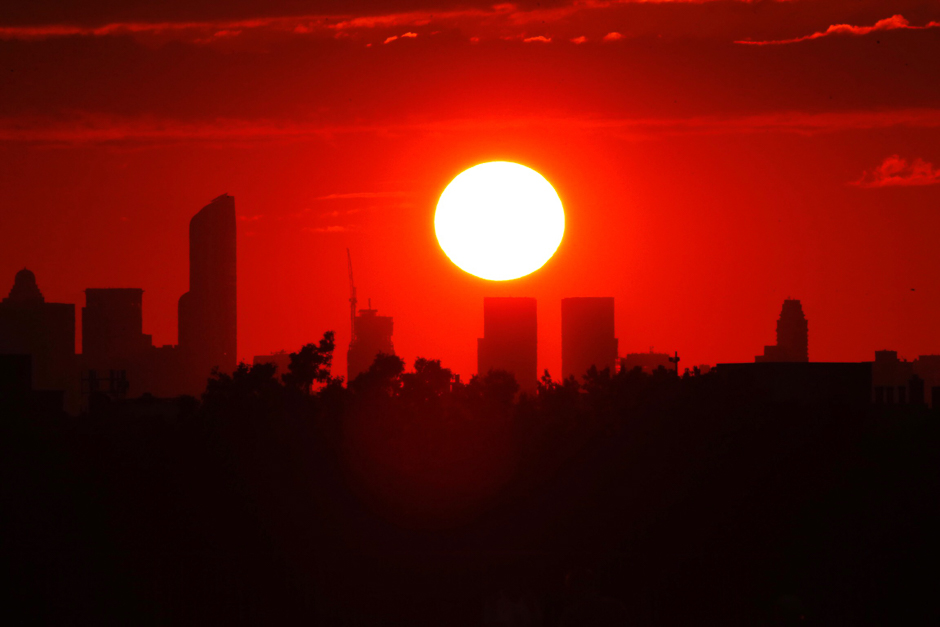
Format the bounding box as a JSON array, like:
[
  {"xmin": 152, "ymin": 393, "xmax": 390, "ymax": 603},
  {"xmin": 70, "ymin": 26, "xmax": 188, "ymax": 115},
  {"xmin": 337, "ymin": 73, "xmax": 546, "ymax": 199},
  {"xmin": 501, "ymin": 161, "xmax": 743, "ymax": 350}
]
[{"xmin": 435, "ymin": 162, "xmax": 565, "ymax": 281}]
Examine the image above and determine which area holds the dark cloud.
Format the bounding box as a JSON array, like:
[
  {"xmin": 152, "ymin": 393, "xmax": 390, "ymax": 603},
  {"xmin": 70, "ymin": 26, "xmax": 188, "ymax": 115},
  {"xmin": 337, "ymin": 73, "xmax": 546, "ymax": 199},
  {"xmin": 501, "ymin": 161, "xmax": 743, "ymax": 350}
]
[
  {"xmin": 4, "ymin": 108, "xmax": 940, "ymax": 146},
  {"xmin": 0, "ymin": 1, "xmax": 509, "ymax": 26},
  {"xmin": 0, "ymin": 1, "xmax": 938, "ymax": 139}
]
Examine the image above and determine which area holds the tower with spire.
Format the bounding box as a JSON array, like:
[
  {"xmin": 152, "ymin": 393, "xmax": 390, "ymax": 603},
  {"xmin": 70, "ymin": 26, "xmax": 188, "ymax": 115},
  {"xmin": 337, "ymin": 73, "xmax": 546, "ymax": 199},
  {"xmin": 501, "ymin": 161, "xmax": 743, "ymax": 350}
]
[
  {"xmin": 0, "ymin": 268, "xmax": 76, "ymax": 401},
  {"xmin": 756, "ymin": 298, "xmax": 809, "ymax": 363}
]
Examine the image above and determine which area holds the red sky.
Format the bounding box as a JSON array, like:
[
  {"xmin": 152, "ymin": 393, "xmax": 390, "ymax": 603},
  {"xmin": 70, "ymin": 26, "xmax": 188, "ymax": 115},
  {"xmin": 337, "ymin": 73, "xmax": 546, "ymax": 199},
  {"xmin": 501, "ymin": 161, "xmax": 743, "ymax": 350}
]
[{"xmin": 2, "ymin": 0, "xmax": 940, "ymax": 380}]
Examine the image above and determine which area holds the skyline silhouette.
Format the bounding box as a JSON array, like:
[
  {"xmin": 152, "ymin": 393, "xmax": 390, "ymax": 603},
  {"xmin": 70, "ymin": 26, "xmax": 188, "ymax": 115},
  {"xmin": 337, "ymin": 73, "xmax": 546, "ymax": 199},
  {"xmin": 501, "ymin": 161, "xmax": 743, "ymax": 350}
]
[
  {"xmin": 0, "ymin": 269, "xmax": 75, "ymax": 403},
  {"xmin": 2, "ymin": 2, "xmax": 938, "ymax": 622},
  {"xmin": 2, "ymin": 299, "xmax": 936, "ymax": 624},
  {"xmin": 3, "ymin": 2, "xmax": 940, "ymax": 381},
  {"xmin": 5, "ymin": 201, "xmax": 940, "ymax": 409}
]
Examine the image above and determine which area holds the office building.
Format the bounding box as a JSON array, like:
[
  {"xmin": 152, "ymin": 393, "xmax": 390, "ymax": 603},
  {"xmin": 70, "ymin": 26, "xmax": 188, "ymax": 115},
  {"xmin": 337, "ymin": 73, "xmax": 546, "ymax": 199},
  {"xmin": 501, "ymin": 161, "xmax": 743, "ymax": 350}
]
[
  {"xmin": 178, "ymin": 194, "xmax": 237, "ymax": 391},
  {"xmin": 478, "ymin": 297, "xmax": 537, "ymax": 394},
  {"xmin": 82, "ymin": 288, "xmax": 152, "ymax": 361},
  {"xmin": 562, "ymin": 297, "xmax": 617, "ymax": 381}
]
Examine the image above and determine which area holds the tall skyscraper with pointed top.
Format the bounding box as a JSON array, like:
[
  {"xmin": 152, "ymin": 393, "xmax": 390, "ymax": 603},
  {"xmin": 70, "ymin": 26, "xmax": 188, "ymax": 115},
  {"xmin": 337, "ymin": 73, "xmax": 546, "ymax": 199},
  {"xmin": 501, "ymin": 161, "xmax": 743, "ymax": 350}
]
[
  {"xmin": 0, "ymin": 268, "xmax": 75, "ymax": 399},
  {"xmin": 178, "ymin": 194, "xmax": 237, "ymax": 390},
  {"xmin": 756, "ymin": 298, "xmax": 808, "ymax": 363}
]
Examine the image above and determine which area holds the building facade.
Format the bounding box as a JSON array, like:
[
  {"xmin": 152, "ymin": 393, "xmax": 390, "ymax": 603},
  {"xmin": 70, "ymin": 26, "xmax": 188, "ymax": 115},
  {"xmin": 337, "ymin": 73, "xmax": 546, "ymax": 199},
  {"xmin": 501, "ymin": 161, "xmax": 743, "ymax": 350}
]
[
  {"xmin": 0, "ymin": 269, "xmax": 76, "ymax": 402},
  {"xmin": 561, "ymin": 297, "xmax": 617, "ymax": 381},
  {"xmin": 82, "ymin": 288, "xmax": 151, "ymax": 362},
  {"xmin": 178, "ymin": 194, "xmax": 237, "ymax": 392},
  {"xmin": 478, "ymin": 297, "xmax": 537, "ymax": 394},
  {"xmin": 756, "ymin": 299, "xmax": 809, "ymax": 363},
  {"xmin": 347, "ymin": 305, "xmax": 395, "ymax": 383}
]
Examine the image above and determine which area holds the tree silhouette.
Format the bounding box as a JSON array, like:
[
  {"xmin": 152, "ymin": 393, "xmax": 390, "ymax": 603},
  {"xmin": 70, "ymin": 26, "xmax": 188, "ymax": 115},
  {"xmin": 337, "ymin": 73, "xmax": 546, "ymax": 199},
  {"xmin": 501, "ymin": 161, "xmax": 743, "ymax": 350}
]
[
  {"xmin": 400, "ymin": 357, "xmax": 452, "ymax": 404},
  {"xmin": 202, "ymin": 361, "xmax": 282, "ymax": 417},
  {"xmin": 282, "ymin": 331, "xmax": 336, "ymax": 393},
  {"xmin": 350, "ymin": 352, "xmax": 405, "ymax": 397},
  {"xmin": 468, "ymin": 369, "xmax": 519, "ymax": 408}
]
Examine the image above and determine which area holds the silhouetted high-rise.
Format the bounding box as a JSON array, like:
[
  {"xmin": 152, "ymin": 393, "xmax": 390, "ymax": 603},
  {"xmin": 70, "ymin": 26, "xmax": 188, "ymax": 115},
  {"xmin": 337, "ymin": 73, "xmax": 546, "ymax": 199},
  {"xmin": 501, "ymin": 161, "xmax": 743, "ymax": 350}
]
[
  {"xmin": 755, "ymin": 299, "xmax": 808, "ymax": 363},
  {"xmin": 347, "ymin": 303, "xmax": 394, "ymax": 383},
  {"xmin": 178, "ymin": 194, "xmax": 237, "ymax": 389},
  {"xmin": 82, "ymin": 288, "xmax": 152, "ymax": 362},
  {"xmin": 561, "ymin": 297, "xmax": 618, "ymax": 381},
  {"xmin": 0, "ymin": 269, "xmax": 75, "ymax": 397},
  {"xmin": 478, "ymin": 297, "xmax": 537, "ymax": 394}
]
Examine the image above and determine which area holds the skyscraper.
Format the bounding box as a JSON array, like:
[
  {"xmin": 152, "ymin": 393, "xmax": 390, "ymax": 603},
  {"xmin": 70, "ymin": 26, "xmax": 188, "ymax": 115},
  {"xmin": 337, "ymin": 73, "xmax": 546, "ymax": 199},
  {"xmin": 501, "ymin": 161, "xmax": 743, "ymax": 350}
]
[
  {"xmin": 755, "ymin": 298, "xmax": 808, "ymax": 363},
  {"xmin": 80, "ymin": 288, "xmax": 156, "ymax": 400},
  {"xmin": 178, "ymin": 194, "xmax": 237, "ymax": 390},
  {"xmin": 82, "ymin": 288, "xmax": 152, "ymax": 362},
  {"xmin": 347, "ymin": 303, "xmax": 395, "ymax": 383},
  {"xmin": 562, "ymin": 297, "xmax": 618, "ymax": 381},
  {"xmin": 0, "ymin": 269, "xmax": 75, "ymax": 397},
  {"xmin": 478, "ymin": 297, "xmax": 537, "ymax": 394}
]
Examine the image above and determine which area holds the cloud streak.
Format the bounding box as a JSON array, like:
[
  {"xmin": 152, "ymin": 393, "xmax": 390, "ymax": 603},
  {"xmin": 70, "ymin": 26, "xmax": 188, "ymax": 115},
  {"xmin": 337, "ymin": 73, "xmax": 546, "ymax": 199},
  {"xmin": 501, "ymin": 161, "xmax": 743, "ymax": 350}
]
[
  {"xmin": 0, "ymin": 1, "xmax": 792, "ymax": 42},
  {"xmin": 852, "ymin": 155, "xmax": 940, "ymax": 188},
  {"xmin": 316, "ymin": 192, "xmax": 407, "ymax": 200},
  {"xmin": 304, "ymin": 225, "xmax": 353, "ymax": 233},
  {"xmin": 736, "ymin": 14, "xmax": 940, "ymax": 46},
  {"xmin": 0, "ymin": 16, "xmax": 306, "ymax": 40},
  {"xmin": 4, "ymin": 109, "xmax": 940, "ymax": 146}
]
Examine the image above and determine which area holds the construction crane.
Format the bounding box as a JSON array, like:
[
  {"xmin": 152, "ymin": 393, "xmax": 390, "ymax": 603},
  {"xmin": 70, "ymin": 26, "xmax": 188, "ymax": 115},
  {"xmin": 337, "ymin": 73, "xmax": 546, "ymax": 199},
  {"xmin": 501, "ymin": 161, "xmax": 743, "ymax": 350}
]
[{"xmin": 347, "ymin": 248, "xmax": 358, "ymax": 343}]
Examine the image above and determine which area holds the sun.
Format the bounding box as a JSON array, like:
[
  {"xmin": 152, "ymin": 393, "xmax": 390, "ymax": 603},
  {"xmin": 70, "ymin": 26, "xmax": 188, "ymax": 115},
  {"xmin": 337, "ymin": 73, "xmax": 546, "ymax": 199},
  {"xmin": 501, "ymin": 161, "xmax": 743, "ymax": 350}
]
[{"xmin": 435, "ymin": 162, "xmax": 565, "ymax": 281}]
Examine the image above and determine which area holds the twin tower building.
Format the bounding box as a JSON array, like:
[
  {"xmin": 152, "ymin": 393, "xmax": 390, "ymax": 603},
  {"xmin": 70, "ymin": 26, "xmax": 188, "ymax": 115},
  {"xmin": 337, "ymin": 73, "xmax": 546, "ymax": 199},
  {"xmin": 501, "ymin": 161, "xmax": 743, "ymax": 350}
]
[
  {"xmin": 479, "ymin": 297, "xmax": 618, "ymax": 394},
  {"xmin": 345, "ymin": 296, "xmax": 618, "ymax": 393}
]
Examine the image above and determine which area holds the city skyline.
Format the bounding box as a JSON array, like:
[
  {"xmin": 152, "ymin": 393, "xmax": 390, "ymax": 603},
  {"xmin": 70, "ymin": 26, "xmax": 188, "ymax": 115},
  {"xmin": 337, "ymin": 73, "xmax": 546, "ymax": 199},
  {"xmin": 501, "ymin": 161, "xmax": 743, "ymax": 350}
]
[
  {"xmin": 7, "ymin": 216, "xmax": 940, "ymax": 407},
  {"xmin": 2, "ymin": 1, "xmax": 939, "ymax": 380},
  {"xmin": 7, "ymin": 221, "xmax": 940, "ymax": 385},
  {"xmin": 2, "ymin": 2, "xmax": 937, "ymax": 622},
  {"xmin": 9, "ymin": 190, "xmax": 940, "ymax": 381}
]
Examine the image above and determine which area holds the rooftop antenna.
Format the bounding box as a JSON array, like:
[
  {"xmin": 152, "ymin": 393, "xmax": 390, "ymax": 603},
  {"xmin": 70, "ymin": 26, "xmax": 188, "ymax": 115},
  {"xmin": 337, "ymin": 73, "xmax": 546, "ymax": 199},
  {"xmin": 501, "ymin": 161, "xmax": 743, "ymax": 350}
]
[
  {"xmin": 347, "ymin": 248, "xmax": 357, "ymax": 342},
  {"xmin": 669, "ymin": 351, "xmax": 681, "ymax": 374}
]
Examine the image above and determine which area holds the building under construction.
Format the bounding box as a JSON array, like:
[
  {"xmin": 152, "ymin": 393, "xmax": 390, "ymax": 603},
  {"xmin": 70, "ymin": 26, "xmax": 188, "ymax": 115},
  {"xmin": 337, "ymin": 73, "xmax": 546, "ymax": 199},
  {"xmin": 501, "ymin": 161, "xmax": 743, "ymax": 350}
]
[{"xmin": 346, "ymin": 250, "xmax": 394, "ymax": 383}]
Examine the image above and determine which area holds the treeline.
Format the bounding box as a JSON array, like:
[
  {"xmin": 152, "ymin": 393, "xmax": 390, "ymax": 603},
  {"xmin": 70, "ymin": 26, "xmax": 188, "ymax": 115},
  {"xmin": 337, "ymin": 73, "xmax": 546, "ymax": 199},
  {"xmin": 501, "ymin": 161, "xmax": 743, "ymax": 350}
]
[{"xmin": 2, "ymin": 333, "xmax": 937, "ymax": 625}]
